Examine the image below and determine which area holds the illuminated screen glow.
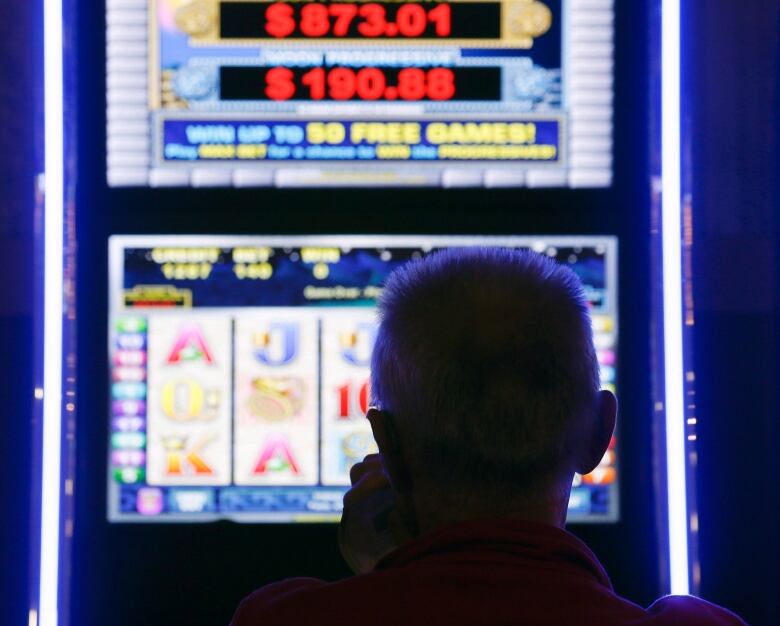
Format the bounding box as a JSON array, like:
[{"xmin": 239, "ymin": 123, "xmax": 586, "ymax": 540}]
[
  {"xmin": 40, "ymin": 0, "xmax": 65, "ymax": 622},
  {"xmin": 108, "ymin": 235, "xmax": 619, "ymax": 523},
  {"xmin": 661, "ymin": 0, "xmax": 690, "ymax": 595},
  {"xmin": 106, "ymin": 0, "xmax": 614, "ymax": 188}
]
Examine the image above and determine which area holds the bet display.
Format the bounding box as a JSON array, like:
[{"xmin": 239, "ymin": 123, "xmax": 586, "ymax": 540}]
[
  {"xmin": 108, "ymin": 236, "xmax": 619, "ymax": 522},
  {"xmin": 106, "ymin": 1, "xmax": 614, "ymax": 187}
]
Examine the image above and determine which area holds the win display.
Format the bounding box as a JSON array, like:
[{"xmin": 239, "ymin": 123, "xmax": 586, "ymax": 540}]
[
  {"xmin": 106, "ymin": 1, "xmax": 613, "ymax": 187},
  {"xmin": 108, "ymin": 236, "xmax": 619, "ymax": 522}
]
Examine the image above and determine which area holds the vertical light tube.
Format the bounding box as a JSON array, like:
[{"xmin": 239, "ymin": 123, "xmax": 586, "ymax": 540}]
[
  {"xmin": 661, "ymin": 0, "xmax": 690, "ymax": 595},
  {"xmin": 40, "ymin": 0, "xmax": 64, "ymax": 622}
]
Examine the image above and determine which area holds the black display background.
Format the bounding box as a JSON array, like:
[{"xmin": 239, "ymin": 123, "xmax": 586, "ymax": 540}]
[{"xmin": 71, "ymin": 1, "xmax": 658, "ymax": 625}]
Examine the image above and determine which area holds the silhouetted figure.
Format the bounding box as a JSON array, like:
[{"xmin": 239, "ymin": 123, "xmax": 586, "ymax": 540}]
[{"xmin": 232, "ymin": 248, "xmax": 745, "ymax": 626}]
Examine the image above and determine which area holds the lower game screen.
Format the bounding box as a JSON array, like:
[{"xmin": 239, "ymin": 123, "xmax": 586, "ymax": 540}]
[{"xmin": 108, "ymin": 235, "xmax": 618, "ymax": 522}]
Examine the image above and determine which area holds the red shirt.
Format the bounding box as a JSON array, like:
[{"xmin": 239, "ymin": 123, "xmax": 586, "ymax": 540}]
[{"xmin": 232, "ymin": 518, "xmax": 745, "ymax": 626}]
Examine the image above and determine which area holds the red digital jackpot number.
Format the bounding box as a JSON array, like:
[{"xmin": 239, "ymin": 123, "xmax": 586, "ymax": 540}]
[
  {"xmin": 265, "ymin": 66, "xmax": 296, "ymax": 100},
  {"xmin": 356, "ymin": 68, "xmax": 385, "ymax": 99},
  {"xmin": 300, "ymin": 3, "xmax": 330, "ymax": 37},
  {"xmin": 427, "ymin": 3, "xmax": 451, "ymax": 36},
  {"xmin": 263, "ymin": 2, "xmax": 452, "ymax": 39},
  {"xmin": 301, "ymin": 67, "xmax": 326, "ymax": 100},
  {"xmin": 425, "ymin": 68, "xmax": 456, "ymax": 100},
  {"xmin": 264, "ymin": 3, "xmax": 295, "ymax": 38},
  {"xmin": 395, "ymin": 4, "xmax": 426, "ymax": 36},
  {"xmin": 330, "ymin": 3, "xmax": 359, "ymax": 36},
  {"xmin": 266, "ymin": 66, "xmax": 456, "ymax": 101},
  {"xmin": 357, "ymin": 3, "xmax": 385, "ymax": 37},
  {"xmin": 398, "ymin": 68, "xmax": 426, "ymax": 100}
]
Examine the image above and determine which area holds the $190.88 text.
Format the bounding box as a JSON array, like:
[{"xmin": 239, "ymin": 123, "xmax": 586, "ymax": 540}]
[{"xmin": 265, "ymin": 66, "xmax": 457, "ymax": 101}]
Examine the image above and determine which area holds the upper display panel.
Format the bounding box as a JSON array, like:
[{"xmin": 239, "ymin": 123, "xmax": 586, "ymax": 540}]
[{"xmin": 106, "ymin": 0, "xmax": 613, "ymax": 187}]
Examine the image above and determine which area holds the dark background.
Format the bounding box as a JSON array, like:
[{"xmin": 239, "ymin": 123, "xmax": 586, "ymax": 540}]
[
  {"xmin": 690, "ymin": 3, "xmax": 780, "ymax": 626},
  {"xmin": 0, "ymin": 1, "xmax": 37, "ymax": 626},
  {"xmin": 0, "ymin": 1, "xmax": 778, "ymax": 625}
]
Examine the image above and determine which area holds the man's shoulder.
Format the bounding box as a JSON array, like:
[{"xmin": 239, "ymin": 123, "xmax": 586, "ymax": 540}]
[
  {"xmin": 231, "ymin": 575, "xmax": 747, "ymax": 626},
  {"xmin": 231, "ymin": 577, "xmax": 330, "ymax": 625},
  {"xmin": 231, "ymin": 569, "xmax": 421, "ymax": 626},
  {"xmin": 646, "ymin": 595, "xmax": 747, "ymax": 625}
]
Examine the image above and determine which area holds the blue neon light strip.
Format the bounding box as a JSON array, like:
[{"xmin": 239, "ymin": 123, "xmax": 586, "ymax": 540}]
[
  {"xmin": 661, "ymin": 0, "xmax": 690, "ymax": 596},
  {"xmin": 40, "ymin": 0, "xmax": 64, "ymax": 622}
]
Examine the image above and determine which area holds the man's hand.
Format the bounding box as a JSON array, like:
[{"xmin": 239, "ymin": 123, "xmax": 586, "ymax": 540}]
[{"xmin": 338, "ymin": 454, "xmax": 409, "ymax": 575}]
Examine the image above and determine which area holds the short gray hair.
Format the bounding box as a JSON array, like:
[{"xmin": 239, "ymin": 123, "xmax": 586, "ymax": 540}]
[{"xmin": 371, "ymin": 247, "xmax": 599, "ymax": 500}]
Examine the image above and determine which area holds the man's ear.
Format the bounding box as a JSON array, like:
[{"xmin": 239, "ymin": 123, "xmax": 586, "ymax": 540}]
[
  {"xmin": 575, "ymin": 390, "xmax": 617, "ymax": 475},
  {"xmin": 367, "ymin": 408, "xmax": 413, "ymax": 494}
]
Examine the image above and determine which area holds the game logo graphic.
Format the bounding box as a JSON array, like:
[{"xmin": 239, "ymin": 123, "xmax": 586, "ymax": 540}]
[
  {"xmin": 106, "ymin": 1, "xmax": 613, "ymax": 187},
  {"xmin": 108, "ymin": 235, "xmax": 619, "ymax": 522}
]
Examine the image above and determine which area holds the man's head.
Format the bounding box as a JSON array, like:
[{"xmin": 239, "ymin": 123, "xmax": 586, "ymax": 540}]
[{"xmin": 369, "ymin": 247, "xmax": 616, "ymax": 528}]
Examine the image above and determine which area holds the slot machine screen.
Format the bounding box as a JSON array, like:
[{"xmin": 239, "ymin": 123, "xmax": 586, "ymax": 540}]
[
  {"xmin": 108, "ymin": 236, "xmax": 619, "ymax": 523},
  {"xmin": 106, "ymin": 0, "xmax": 614, "ymax": 187}
]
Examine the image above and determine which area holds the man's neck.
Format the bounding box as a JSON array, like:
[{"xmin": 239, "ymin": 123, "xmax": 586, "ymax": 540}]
[{"xmin": 410, "ymin": 481, "xmax": 572, "ymax": 537}]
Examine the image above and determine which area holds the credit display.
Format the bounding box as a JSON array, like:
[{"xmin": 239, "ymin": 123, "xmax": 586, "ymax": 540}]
[
  {"xmin": 106, "ymin": 1, "xmax": 614, "ymax": 187},
  {"xmin": 108, "ymin": 236, "xmax": 619, "ymax": 522}
]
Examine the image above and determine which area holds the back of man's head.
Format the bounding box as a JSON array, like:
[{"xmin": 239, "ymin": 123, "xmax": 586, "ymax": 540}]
[{"xmin": 371, "ymin": 247, "xmax": 600, "ymax": 509}]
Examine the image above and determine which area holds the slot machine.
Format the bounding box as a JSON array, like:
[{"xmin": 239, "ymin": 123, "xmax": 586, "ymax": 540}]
[{"xmin": 30, "ymin": 1, "xmax": 699, "ymax": 625}]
